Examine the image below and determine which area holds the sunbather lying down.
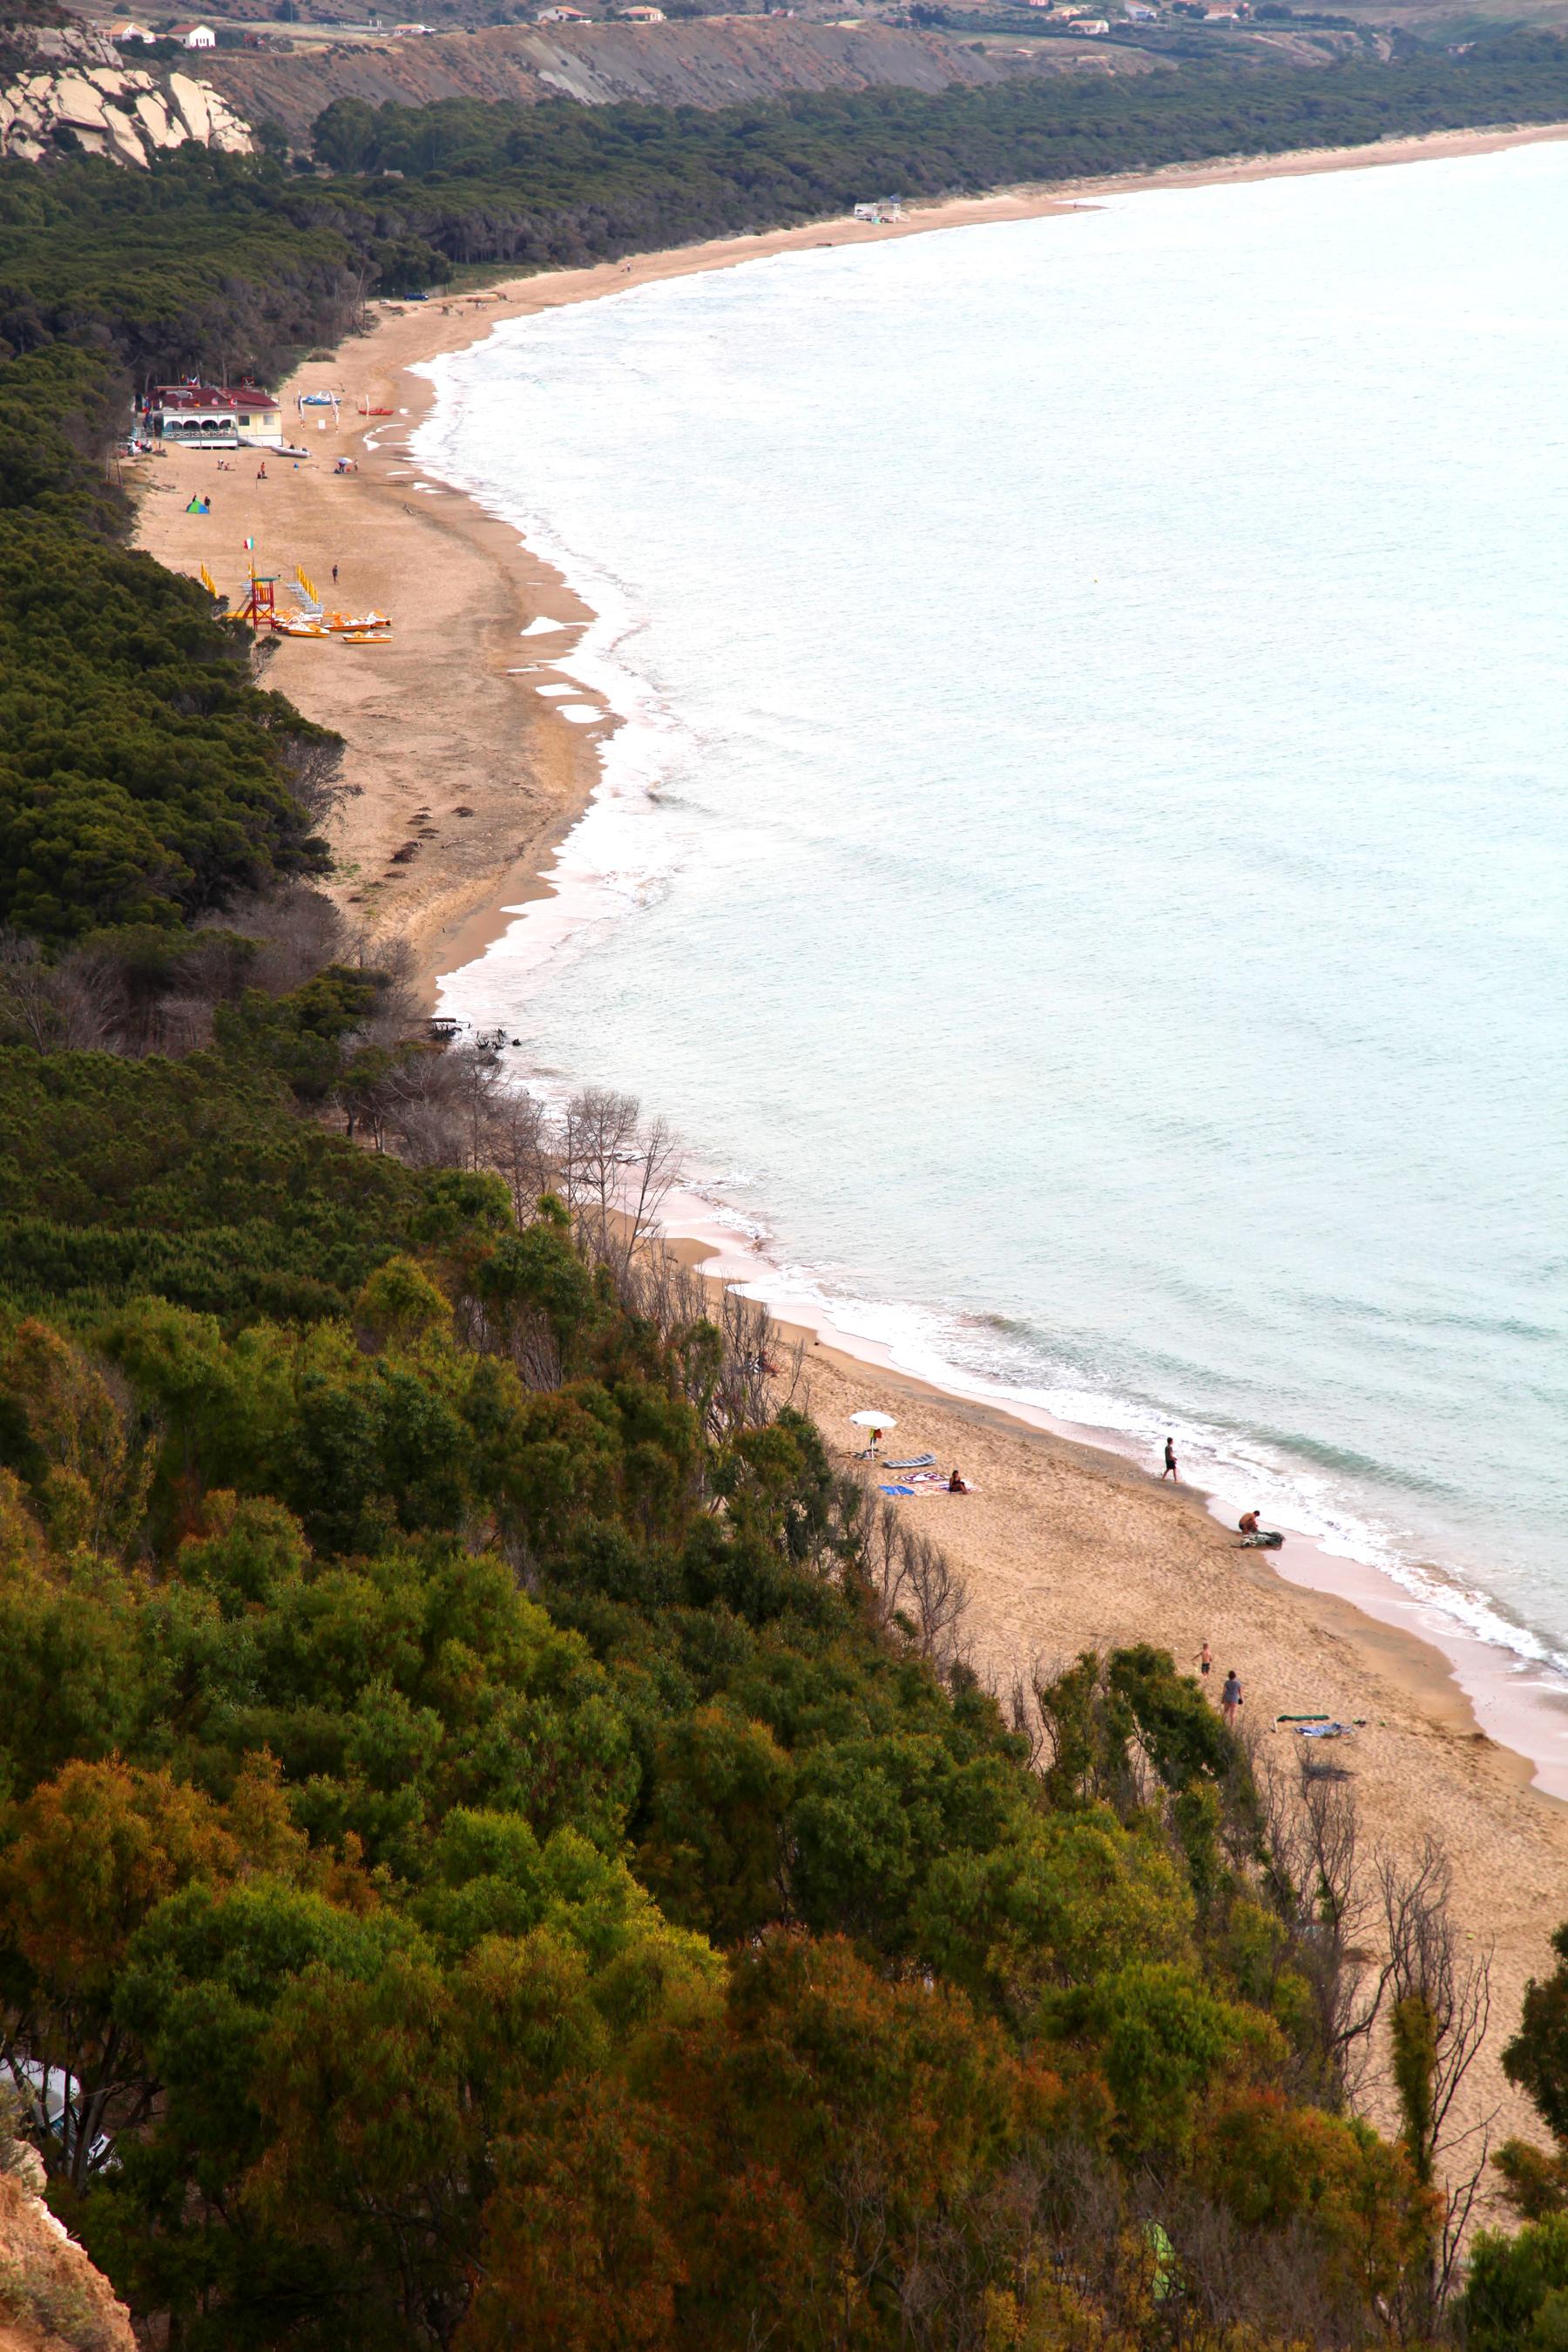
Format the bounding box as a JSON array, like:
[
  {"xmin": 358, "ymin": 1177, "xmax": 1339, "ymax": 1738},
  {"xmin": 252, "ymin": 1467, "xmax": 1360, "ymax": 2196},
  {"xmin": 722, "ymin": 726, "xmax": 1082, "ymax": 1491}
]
[{"xmin": 878, "ymin": 1471, "xmax": 978, "ymax": 1497}]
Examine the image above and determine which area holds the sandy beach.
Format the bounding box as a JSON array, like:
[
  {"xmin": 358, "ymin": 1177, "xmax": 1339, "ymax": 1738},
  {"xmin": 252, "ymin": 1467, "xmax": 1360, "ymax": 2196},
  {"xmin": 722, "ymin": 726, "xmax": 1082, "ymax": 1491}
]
[{"xmin": 130, "ymin": 113, "xmax": 1568, "ymax": 2186}]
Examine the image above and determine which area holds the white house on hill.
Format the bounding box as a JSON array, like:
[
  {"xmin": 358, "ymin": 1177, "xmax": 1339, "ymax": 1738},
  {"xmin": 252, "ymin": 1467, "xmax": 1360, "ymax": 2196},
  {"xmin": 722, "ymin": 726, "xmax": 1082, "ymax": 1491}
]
[{"xmin": 168, "ymin": 21, "xmax": 218, "ymax": 45}]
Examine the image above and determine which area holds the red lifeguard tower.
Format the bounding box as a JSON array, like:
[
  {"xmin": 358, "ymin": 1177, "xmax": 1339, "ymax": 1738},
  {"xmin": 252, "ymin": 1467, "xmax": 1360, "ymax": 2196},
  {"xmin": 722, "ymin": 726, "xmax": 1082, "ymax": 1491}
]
[{"xmin": 235, "ymin": 567, "xmax": 280, "ymax": 630}]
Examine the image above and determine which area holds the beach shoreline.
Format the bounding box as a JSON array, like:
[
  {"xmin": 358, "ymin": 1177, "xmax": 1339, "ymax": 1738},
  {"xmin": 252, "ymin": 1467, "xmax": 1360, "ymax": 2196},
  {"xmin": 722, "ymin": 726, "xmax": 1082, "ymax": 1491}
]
[
  {"xmin": 131, "ymin": 113, "xmax": 1568, "ymax": 1001},
  {"xmin": 129, "ymin": 113, "xmax": 1568, "ymax": 2169}
]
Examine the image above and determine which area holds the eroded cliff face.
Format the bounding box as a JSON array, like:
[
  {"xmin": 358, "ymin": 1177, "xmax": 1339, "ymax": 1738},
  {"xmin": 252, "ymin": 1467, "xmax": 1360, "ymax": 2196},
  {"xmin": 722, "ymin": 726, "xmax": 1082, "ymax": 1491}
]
[
  {"xmin": 0, "ymin": 23, "xmax": 251, "ymax": 162},
  {"xmin": 0, "ymin": 2158, "xmax": 134, "ymax": 2352},
  {"xmin": 199, "ymin": 17, "xmax": 1071, "ymax": 141}
]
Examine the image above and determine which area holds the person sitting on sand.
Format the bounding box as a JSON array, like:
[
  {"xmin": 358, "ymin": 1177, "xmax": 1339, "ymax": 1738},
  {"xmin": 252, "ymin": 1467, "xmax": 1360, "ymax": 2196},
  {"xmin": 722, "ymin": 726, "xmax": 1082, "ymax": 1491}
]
[
  {"xmin": 256, "ymin": 463, "xmax": 267, "ymax": 480},
  {"xmin": 1239, "ymin": 1509, "xmax": 1261, "ymax": 1536},
  {"xmin": 948, "ymin": 1468, "xmax": 969, "ymax": 1494}
]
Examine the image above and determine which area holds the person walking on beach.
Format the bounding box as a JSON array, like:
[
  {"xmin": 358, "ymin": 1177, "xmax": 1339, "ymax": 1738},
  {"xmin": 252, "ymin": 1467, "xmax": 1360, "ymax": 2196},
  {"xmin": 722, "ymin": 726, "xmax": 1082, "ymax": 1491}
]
[
  {"xmin": 332, "ymin": 563, "xmax": 339, "ymax": 587},
  {"xmin": 1221, "ymin": 1670, "xmax": 1243, "ymax": 1732},
  {"xmin": 1194, "ymin": 1641, "xmax": 1212, "ymax": 1682},
  {"xmin": 1162, "ymin": 1436, "xmax": 1179, "ymax": 1483}
]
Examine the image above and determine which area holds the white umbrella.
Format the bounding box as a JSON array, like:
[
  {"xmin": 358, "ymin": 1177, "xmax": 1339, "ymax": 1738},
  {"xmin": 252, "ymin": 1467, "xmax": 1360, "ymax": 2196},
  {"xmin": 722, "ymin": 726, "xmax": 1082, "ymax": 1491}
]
[{"xmin": 848, "ymin": 1409, "xmax": 896, "ymax": 1454}]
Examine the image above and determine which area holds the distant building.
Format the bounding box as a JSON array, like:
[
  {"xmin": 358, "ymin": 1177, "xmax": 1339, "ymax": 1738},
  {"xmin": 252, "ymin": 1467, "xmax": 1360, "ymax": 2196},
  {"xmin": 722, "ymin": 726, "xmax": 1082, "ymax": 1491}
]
[
  {"xmin": 393, "ymin": 17, "xmax": 434, "ymax": 26},
  {"xmin": 1124, "ymin": 3, "xmax": 1157, "ymax": 17},
  {"xmin": 107, "ymin": 17, "xmax": 158, "ymax": 38},
  {"xmin": 618, "ymin": 6, "xmax": 666, "ymax": 17},
  {"xmin": 536, "ymin": 6, "xmax": 589, "ymax": 18},
  {"xmin": 1068, "ymin": 15, "xmax": 1108, "ymax": 27},
  {"xmin": 853, "ymin": 199, "xmax": 905, "ymax": 223},
  {"xmin": 167, "ymin": 19, "xmax": 217, "ymax": 43}
]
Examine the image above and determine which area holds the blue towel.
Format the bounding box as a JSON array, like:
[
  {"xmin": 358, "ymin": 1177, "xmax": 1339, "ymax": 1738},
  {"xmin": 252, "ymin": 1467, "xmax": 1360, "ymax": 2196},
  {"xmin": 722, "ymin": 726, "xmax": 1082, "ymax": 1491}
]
[{"xmin": 879, "ymin": 1484, "xmax": 916, "ymax": 1497}]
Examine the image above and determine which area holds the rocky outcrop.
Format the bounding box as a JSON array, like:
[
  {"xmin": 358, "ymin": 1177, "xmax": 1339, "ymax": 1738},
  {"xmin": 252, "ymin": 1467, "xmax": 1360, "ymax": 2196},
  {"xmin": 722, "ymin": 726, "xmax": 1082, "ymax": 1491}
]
[
  {"xmin": 0, "ymin": 2153, "xmax": 134, "ymax": 2352},
  {"xmin": 0, "ymin": 23, "xmax": 252, "ymax": 164}
]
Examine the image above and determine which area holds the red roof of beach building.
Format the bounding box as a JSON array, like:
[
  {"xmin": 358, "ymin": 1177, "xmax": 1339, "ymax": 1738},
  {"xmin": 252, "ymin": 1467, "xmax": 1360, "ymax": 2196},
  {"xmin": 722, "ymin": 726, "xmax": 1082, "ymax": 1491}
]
[{"xmin": 152, "ymin": 383, "xmax": 277, "ymax": 412}]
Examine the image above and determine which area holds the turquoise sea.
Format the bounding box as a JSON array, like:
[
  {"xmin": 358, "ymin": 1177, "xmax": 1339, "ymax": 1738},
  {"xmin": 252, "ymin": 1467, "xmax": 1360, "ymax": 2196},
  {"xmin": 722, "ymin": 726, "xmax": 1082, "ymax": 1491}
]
[{"xmin": 416, "ymin": 143, "xmax": 1568, "ymax": 1686}]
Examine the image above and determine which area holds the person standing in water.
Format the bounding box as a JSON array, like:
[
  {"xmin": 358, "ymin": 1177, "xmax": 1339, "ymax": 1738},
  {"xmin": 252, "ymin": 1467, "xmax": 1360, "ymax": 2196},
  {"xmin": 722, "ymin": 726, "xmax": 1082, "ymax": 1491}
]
[
  {"xmin": 1162, "ymin": 1436, "xmax": 1179, "ymax": 1482},
  {"xmin": 1221, "ymin": 1670, "xmax": 1243, "ymax": 1732}
]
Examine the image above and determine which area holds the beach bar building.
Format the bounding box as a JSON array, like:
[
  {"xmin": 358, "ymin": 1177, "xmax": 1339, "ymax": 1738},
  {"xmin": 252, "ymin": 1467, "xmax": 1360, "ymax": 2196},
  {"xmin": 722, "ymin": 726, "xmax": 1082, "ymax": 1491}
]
[{"xmin": 146, "ymin": 382, "xmax": 285, "ymax": 449}]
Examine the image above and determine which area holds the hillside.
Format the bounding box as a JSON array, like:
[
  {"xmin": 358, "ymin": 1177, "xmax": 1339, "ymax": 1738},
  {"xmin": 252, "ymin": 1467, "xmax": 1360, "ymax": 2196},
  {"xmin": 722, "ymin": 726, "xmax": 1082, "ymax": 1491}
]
[
  {"xmin": 9, "ymin": 42, "xmax": 1568, "ymax": 2349},
  {"xmin": 199, "ymin": 17, "xmax": 1136, "ymax": 140}
]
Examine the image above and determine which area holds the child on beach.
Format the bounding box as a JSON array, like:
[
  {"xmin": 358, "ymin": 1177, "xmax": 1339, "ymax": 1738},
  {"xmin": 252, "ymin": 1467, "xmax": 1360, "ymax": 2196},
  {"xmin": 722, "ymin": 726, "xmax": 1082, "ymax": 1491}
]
[
  {"xmin": 1162, "ymin": 1436, "xmax": 1179, "ymax": 1482},
  {"xmin": 1195, "ymin": 1642, "xmax": 1212, "ymax": 1681},
  {"xmin": 1221, "ymin": 1671, "xmax": 1243, "ymax": 1731}
]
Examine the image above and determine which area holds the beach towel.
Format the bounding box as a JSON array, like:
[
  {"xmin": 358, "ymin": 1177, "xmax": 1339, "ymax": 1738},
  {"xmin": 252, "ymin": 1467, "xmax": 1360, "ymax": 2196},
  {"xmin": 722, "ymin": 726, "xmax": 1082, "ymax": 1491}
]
[
  {"xmin": 879, "ymin": 1484, "xmax": 916, "ymax": 1497},
  {"xmin": 1296, "ymin": 1723, "xmax": 1357, "ymax": 1740}
]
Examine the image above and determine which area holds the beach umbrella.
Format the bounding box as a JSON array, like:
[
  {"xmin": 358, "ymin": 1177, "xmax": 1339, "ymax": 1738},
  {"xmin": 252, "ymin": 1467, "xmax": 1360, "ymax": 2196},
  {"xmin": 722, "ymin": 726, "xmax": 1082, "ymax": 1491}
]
[{"xmin": 848, "ymin": 1409, "xmax": 896, "ymax": 1452}]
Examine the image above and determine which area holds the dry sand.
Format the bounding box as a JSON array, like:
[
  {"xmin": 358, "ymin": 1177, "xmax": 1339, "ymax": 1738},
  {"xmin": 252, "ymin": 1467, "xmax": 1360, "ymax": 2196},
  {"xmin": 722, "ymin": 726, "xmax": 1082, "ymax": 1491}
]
[{"xmin": 130, "ymin": 116, "xmax": 1568, "ymax": 2186}]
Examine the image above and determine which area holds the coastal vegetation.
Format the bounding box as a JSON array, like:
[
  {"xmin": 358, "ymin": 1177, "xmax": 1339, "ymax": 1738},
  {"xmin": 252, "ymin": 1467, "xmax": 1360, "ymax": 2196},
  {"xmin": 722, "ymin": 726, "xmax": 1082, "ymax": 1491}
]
[{"xmin": 7, "ymin": 48, "xmax": 1568, "ymax": 2349}]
